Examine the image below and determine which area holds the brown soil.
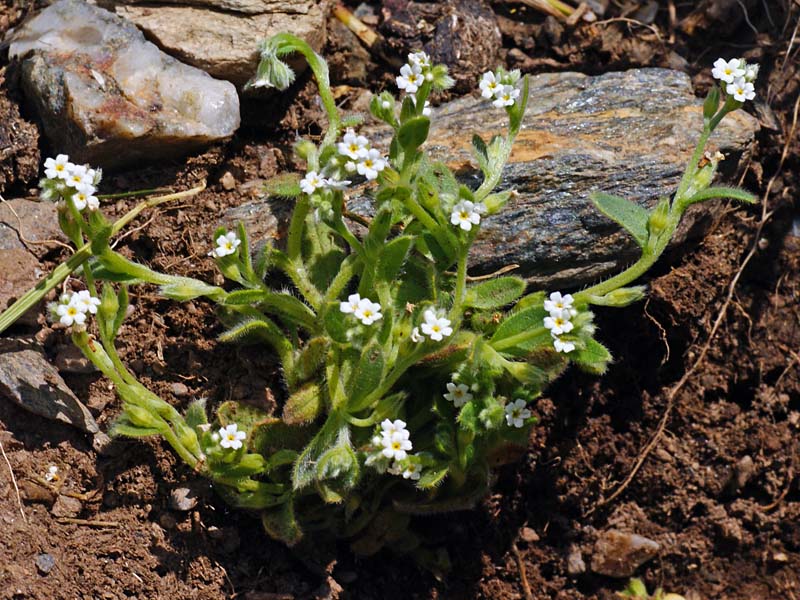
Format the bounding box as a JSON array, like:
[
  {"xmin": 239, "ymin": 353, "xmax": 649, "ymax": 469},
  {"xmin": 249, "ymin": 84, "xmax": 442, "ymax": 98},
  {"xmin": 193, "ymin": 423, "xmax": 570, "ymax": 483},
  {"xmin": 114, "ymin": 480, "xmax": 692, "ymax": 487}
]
[{"xmin": 1, "ymin": 1, "xmax": 799, "ymax": 599}]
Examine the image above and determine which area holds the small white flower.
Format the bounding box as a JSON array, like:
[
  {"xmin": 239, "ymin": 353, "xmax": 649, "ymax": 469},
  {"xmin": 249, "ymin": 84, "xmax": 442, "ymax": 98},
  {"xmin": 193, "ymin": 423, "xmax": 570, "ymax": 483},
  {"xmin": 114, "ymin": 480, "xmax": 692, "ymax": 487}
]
[
  {"xmin": 45, "ymin": 465, "xmax": 59, "ymax": 482},
  {"xmin": 72, "ymin": 189, "xmax": 99, "ymax": 212},
  {"xmin": 492, "ymin": 85, "xmax": 520, "ymax": 108},
  {"xmin": 552, "ymin": 335, "xmax": 575, "ymax": 354},
  {"xmin": 44, "ymin": 154, "xmax": 72, "ymax": 180},
  {"xmin": 211, "ymin": 432, "xmax": 220, "ymax": 442},
  {"xmin": 73, "ymin": 290, "xmax": 101, "ymax": 314},
  {"xmin": 325, "ymin": 175, "xmax": 351, "ymax": 190},
  {"xmin": 743, "ymin": 63, "xmax": 759, "ymax": 83},
  {"xmin": 337, "ymin": 129, "xmax": 370, "ymax": 160},
  {"xmin": 402, "ymin": 462, "xmax": 422, "ymax": 480},
  {"xmin": 300, "ymin": 170, "xmax": 326, "ymax": 195},
  {"xmin": 444, "ymin": 382, "xmax": 472, "ymax": 408},
  {"xmin": 408, "ymin": 51, "xmax": 431, "ymax": 70},
  {"xmin": 75, "ymin": 181, "xmax": 96, "ymax": 197},
  {"xmin": 387, "ymin": 462, "xmax": 403, "ymax": 476},
  {"xmin": 505, "ymin": 399, "xmax": 531, "ymax": 428},
  {"xmin": 420, "ymin": 309, "xmax": 453, "ymax": 342},
  {"xmin": 357, "ymin": 148, "xmax": 387, "ymax": 181},
  {"xmin": 712, "ymin": 57, "xmax": 745, "ymax": 84},
  {"xmin": 727, "ymin": 77, "xmax": 755, "ymax": 102},
  {"xmin": 381, "ymin": 419, "xmax": 408, "ymax": 438},
  {"xmin": 86, "ymin": 195, "xmax": 100, "ymax": 211},
  {"xmin": 396, "ymin": 62, "xmax": 424, "ymax": 94},
  {"xmin": 65, "ymin": 164, "xmax": 93, "ymax": 189},
  {"xmin": 479, "ymin": 71, "xmax": 501, "ymax": 99},
  {"xmin": 218, "ymin": 423, "xmax": 246, "ymax": 450},
  {"xmin": 381, "ymin": 99, "xmax": 392, "ymax": 110},
  {"xmin": 213, "ymin": 231, "xmax": 241, "ymax": 258},
  {"xmin": 354, "ymin": 297, "xmax": 383, "ymax": 325},
  {"xmin": 56, "ymin": 301, "xmax": 86, "ymax": 327},
  {"xmin": 381, "ymin": 431, "xmax": 412, "ymax": 461},
  {"xmin": 544, "ymin": 292, "xmax": 575, "ymax": 314},
  {"xmin": 543, "ymin": 309, "xmax": 574, "ymax": 335},
  {"xmin": 345, "ymin": 160, "xmax": 357, "ymax": 173},
  {"xmin": 411, "ymin": 96, "xmax": 431, "ymax": 116},
  {"xmin": 410, "ymin": 327, "xmax": 423, "ymax": 343},
  {"xmin": 450, "ymin": 200, "xmax": 485, "ymax": 231},
  {"xmin": 340, "ymin": 293, "xmax": 362, "ymax": 314}
]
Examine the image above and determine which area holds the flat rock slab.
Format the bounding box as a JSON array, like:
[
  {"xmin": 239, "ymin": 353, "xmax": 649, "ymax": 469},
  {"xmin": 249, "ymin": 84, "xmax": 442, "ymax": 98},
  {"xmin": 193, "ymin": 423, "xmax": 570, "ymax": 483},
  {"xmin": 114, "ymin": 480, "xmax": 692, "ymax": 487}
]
[
  {"xmin": 6, "ymin": 0, "xmax": 241, "ymax": 169},
  {"xmin": 102, "ymin": 0, "xmax": 328, "ymax": 88},
  {"xmin": 225, "ymin": 68, "xmax": 757, "ymax": 290}
]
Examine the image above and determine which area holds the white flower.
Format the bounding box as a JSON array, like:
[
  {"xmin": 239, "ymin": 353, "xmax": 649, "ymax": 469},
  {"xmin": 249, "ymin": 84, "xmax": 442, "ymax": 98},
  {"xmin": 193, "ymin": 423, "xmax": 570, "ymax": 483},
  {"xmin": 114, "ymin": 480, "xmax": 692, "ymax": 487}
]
[
  {"xmin": 543, "ymin": 309, "xmax": 574, "ymax": 335},
  {"xmin": 218, "ymin": 423, "xmax": 247, "ymax": 450},
  {"xmin": 544, "ymin": 292, "xmax": 575, "ymax": 316},
  {"xmin": 354, "ymin": 297, "xmax": 383, "ymax": 325},
  {"xmin": 45, "ymin": 465, "xmax": 59, "ymax": 482},
  {"xmin": 44, "ymin": 154, "xmax": 72, "ymax": 180},
  {"xmin": 75, "ymin": 181, "xmax": 96, "ymax": 197},
  {"xmin": 73, "ymin": 290, "xmax": 101, "ymax": 314},
  {"xmin": 345, "ymin": 160, "xmax": 357, "ymax": 173},
  {"xmin": 402, "ymin": 462, "xmax": 422, "ymax": 480},
  {"xmin": 56, "ymin": 301, "xmax": 86, "ymax": 327},
  {"xmin": 339, "ymin": 293, "xmax": 362, "ymax": 314},
  {"xmin": 411, "ymin": 96, "xmax": 431, "ymax": 116},
  {"xmin": 381, "ymin": 99, "xmax": 392, "ymax": 110},
  {"xmin": 300, "ymin": 170, "xmax": 326, "ymax": 195},
  {"xmin": 479, "ymin": 71, "xmax": 501, "ymax": 99},
  {"xmin": 505, "ymin": 399, "xmax": 531, "ymax": 428},
  {"xmin": 86, "ymin": 195, "xmax": 100, "ymax": 211},
  {"xmin": 213, "ymin": 231, "xmax": 241, "ymax": 258},
  {"xmin": 492, "ymin": 85, "xmax": 520, "ymax": 108},
  {"xmin": 396, "ymin": 62, "xmax": 424, "ymax": 94},
  {"xmin": 356, "ymin": 148, "xmax": 387, "ymax": 181},
  {"xmin": 381, "ymin": 431, "xmax": 412, "ymax": 461},
  {"xmin": 410, "ymin": 327, "xmax": 423, "ymax": 343},
  {"xmin": 381, "ymin": 419, "xmax": 408, "ymax": 438},
  {"xmin": 552, "ymin": 335, "xmax": 575, "ymax": 354},
  {"xmin": 712, "ymin": 57, "xmax": 745, "ymax": 84},
  {"xmin": 408, "ymin": 51, "xmax": 431, "ymax": 70},
  {"xmin": 337, "ymin": 129, "xmax": 370, "ymax": 160},
  {"xmin": 325, "ymin": 175, "xmax": 351, "ymax": 190},
  {"xmin": 420, "ymin": 309, "xmax": 453, "ymax": 341},
  {"xmin": 743, "ymin": 63, "xmax": 759, "ymax": 83},
  {"xmin": 72, "ymin": 189, "xmax": 98, "ymax": 212},
  {"xmin": 444, "ymin": 382, "xmax": 472, "ymax": 408},
  {"xmin": 727, "ymin": 77, "xmax": 755, "ymax": 102},
  {"xmin": 450, "ymin": 200, "xmax": 485, "ymax": 231},
  {"xmin": 65, "ymin": 164, "xmax": 93, "ymax": 189}
]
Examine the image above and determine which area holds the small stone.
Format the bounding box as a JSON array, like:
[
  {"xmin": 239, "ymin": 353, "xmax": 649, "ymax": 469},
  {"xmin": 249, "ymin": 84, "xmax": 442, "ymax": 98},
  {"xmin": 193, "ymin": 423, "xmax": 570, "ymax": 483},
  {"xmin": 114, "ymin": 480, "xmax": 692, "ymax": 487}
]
[
  {"xmin": 35, "ymin": 553, "xmax": 55, "ymax": 575},
  {"xmin": 170, "ymin": 382, "xmax": 190, "ymax": 397},
  {"xmin": 734, "ymin": 455, "xmax": 755, "ymax": 490},
  {"xmin": 54, "ymin": 345, "xmax": 97, "ymax": 374},
  {"xmin": 6, "ymin": 0, "xmax": 240, "ymax": 169},
  {"xmin": 220, "ymin": 171, "xmax": 237, "ymax": 191},
  {"xmin": 590, "ymin": 530, "xmax": 660, "ymax": 578},
  {"xmin": 159, "ymin": 513, "xmax": 177, "ymax": 530},
  {"xmin": 566, "ymin": 546, "xmax": 586, "ymax": 575},
  {"xmin": 520, "ymin": 527, "xmax": 540, "ymax": 543},
  {"xmin": 51, "ymin": 495, "xmax": 82, "ymax": 518},
  {"xmin": 169, "ymin": 487, "xmax": 198, "ymax": 511}
]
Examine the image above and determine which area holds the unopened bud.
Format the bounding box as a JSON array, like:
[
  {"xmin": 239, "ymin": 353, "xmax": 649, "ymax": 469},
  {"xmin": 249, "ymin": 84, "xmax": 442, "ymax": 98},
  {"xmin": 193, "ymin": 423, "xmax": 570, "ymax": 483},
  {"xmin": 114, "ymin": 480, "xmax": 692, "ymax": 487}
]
[
  {"xmin": 588, "ymin": 285, "xmax": 647, "ymax": 307},
  {"xmin": 126, "ymin": 405, "xmax": 161, "ymax": 429}
]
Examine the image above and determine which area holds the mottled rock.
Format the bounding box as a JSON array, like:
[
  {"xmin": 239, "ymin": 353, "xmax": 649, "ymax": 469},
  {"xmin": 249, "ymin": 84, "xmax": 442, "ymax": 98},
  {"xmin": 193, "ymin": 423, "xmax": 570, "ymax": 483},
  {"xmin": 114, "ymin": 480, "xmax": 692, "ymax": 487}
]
[
  {"xmin": 6, "ymin": 0, "xmax": 240, "ymax": 169},
  {"xmin": 51, "ymin": 495, "xmax": 83, "ymax": 518},
  {"xmin": 0, "ymin": 232, "xmax": 43, "ymax": 325},
  {"xmin": 34, "ymin": 553, "xmax": 55, "ymax": 575},
  {"xmin": 590, "ymin": 530, "xmax": 660, "ymax": 577},
  {"xmin": 223, "ymin": 69, "xmax": 757, "ymax": 289},
  {"xmin": 0, "ymin": 90, "xmax": 39, "ymax": 192},
  {"xmin": 0, "ymin": 198, "xmax": 64, "ymax": 260},
  {"xmin": 103, "ymin": 0, "xmax": 328, "ymax": 88},
  {"xmin": 566, "ymin": 546, "xmax": 587, "ymax": 575},
  {"xmin": 0, "ymin": 339, "xmax": 100, "ymax": 435},
  {"xmin": 169, "ymin": 486, "xmax": 198, "ymax": 511},
  {"xmin": 54, "ymin": 345, "xmax": 97, "ymax": 375}
]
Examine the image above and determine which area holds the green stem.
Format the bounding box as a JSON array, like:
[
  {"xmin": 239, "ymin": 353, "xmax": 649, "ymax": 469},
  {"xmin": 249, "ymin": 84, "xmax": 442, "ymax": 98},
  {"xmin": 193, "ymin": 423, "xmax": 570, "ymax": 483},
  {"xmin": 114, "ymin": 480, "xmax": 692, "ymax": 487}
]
[
  {"xmin": 287, "ymin": 195, "xmax": 310, "ymax": 261},
  {"xmin": 674, "ymin": 128, "xmax": 711, "ymax": 202}
]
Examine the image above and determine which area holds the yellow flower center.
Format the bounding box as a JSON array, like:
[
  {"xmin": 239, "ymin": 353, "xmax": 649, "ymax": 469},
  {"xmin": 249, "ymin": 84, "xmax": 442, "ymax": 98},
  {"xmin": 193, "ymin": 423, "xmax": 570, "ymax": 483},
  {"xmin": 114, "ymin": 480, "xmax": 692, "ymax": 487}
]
[{"xmin": 392, "ymin": 441, "xmax": 401, "ymax": 450}]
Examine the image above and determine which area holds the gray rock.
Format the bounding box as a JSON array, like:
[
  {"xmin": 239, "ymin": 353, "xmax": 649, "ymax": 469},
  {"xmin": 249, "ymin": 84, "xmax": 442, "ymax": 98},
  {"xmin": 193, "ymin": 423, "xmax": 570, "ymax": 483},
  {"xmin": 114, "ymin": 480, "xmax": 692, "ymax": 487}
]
[
  {"xmin": 6, "ymin": 0, "xmax": 240, "ymax": 169},
  {"xmin": 169, "ymin": 486, "xmax": 198, "ymax": 511},
  {"xmin": 590, "ymin": 530, "xmax": 660, "ymax": 577},
  {"xmin": 223, "ymin": 69, "xmax": 757, "ymax": 290},
  {"xmin": 54, "ymin": 345, "xmax": 97, "ymax": 374},
  {"xmin": 0, "ymin": 198, "xmax": 64, "ymax": 260},
  {"xmin": 103, "ymin": 0, "xmax": 328, "ymax": 88},
  {"xmin": 34, "ymin": 553, "xmax": 55, "ymax": 575},
  {"xmin": 0, "ymin": 339, "xmax": 100, "ymax": 435},
  {"xmin": 566, "ymin": 545, "xmax": 587, "ymax": 575},
  {"xmin": 51, "ymin": 495, "xmax": 83, "ymax": 518}
]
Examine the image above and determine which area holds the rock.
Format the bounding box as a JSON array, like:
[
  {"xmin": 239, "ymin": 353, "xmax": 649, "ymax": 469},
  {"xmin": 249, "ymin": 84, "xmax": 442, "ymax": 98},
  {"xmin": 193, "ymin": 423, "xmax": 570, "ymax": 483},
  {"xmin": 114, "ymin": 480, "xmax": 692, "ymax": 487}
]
[
  {"xmin": 102, "ymin": 0, "xmax": 328, "ymax": 88},
  {"xmin": 520, "ymin": 526, "xmax": 540, "ymax": 543},
  {"xmin": 733, "ymin": 455, "xmax": 755, "ymax": 490},
  {"xmin": 54, "ymin": 345, "xmax": 97, "ymax": 375},
  {"xmin": 51, "ymin": 495, "xmax": 83, "ymax": 518},
  {"xmin": 566, "ymin": 545, "xmax": 587, "ymax": 575},
  {"xmin": 170, "ymin": 382, "xmax": 190, "ymax": 397},
  {"xmin": 0, "ymin": 237, "xmax": 43, "ymax": 326},
  {"xmin": 158, "ymin": 512, "xmax": 177, "ymax": 530},
  {"xmin": 590, "ymin": 530, "xmax": 660, "ymax": 578},
  {"xmin": 0, "ymin": 198, "xmax": 65, "ymax": 260},
  {"xmin": 34, "ymin": 553, "xmax": 55, "ymax": 575},
  {"xmin": 6, "ymin": 0, "xmax": 240, "ymax": 170},
  {"xmin": 223, "ymin": 69, "xmax": 758, "ymax": 289},
  {"xmin": 169, "ymin": 486, "xmax": 198, "ymax": 511},
  {"xmin": 0, "ymin": 339, "xmax": 100, "ymax": 435},
  {"xmin": 0, "ymin": 88, "xmax": 39, "ymax": 192}
]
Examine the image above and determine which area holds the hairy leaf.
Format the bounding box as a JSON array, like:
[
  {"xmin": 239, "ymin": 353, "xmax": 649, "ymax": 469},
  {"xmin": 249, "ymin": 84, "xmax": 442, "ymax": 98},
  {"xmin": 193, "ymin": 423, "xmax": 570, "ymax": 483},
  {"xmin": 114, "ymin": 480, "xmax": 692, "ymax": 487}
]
[{"xmin": 590, "ymin": 192, "xmax": 649, "ymax": 247}]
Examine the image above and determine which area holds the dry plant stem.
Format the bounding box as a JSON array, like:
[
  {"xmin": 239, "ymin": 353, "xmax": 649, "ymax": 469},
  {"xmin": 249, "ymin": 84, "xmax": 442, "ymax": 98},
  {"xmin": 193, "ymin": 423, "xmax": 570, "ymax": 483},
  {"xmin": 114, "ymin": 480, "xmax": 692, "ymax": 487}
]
[
  {"xmin": 0, "ymin": 182, "xmax": 206, "ymax": 334},
  {"xmin": 0, "ymin": 439, "xmax": 26, "ymax": 524},
  {"xmin": 598, "ymin": 90, "xmax": 800, "ymax": 509},
  {"xmin": 515, "ymin": 0, "xmax": 575, "ymax": 19},
  {"xmin": 332, "ymin": 3, "xmax": 377, "ymax": 47},
  {"xmin": 512, "ymin": 542, "xmax": 534, "ymax": 600}
]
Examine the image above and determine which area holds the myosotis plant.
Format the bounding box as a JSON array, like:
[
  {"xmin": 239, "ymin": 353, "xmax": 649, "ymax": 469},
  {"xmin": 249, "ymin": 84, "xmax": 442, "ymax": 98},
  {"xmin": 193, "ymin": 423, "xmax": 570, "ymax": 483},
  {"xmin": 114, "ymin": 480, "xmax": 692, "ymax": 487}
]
[{"xmin": 0, "ymin": 35, "xmax": 757, "ymax": 562}]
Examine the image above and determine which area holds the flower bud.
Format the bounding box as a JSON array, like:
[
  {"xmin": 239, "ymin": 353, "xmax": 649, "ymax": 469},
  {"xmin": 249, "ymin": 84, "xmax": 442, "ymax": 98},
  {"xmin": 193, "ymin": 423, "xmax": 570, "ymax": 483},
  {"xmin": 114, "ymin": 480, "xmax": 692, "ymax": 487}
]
[
  {"xmin": 587, "ymin": 285, "xmax": 647, "ymax": 307},
  {"xmin": 125, "ymin": 405, "xmax": 162, "ymax": 430},
  {"xmin": 647, "ymin": 198, "xmax": 670, "ymax": 238}
]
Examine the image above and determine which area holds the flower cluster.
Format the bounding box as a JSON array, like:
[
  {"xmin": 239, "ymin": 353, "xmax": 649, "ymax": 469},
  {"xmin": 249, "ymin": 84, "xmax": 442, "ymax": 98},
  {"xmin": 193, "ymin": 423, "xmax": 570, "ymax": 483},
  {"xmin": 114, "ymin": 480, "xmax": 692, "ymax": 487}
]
[
  {"xmin": 479, "ymin": 70, "xmax": 521, "ymax": 108},
  {"xmin": 300, "ymin": 170, "xmax": 350, "ymax": 195},
  {"xmin": 376, "ymin": 419, "xmax": 420, "ymax": 480},
  {"xmin": 212, "ymin": 231, "xmax": 241, "ymax": 258},
  {"xmin": 340, "ymin": 293, "xmax": 383, "ymax": 326},
  {"xmin": 338, "ymin": 129, "xmax": 386, "ymax": 181},
  {"xmin": 48, "ymin": 290, "xmax": 101, "ymax": 328},
  {"xmin": 711, "ymin": 58, "xmax": 758, "ymax": 103},
  {"xmin": 40, "ymin": 154, "xmax": 101, "ymax": 211},
  {"xmin": 543, "ymin": 291, "xmax": 577, "ymax": 353},
  {"xmin": 504, "ymin": 399, "xmax": 531, "ymax": 428},
  {"xmin": 396, "ymin": 51, "xmax": 432, "ymax": 95},
  {"xmin": 450, "ymin": 199, "xmax": 487, "ymax": 232}
]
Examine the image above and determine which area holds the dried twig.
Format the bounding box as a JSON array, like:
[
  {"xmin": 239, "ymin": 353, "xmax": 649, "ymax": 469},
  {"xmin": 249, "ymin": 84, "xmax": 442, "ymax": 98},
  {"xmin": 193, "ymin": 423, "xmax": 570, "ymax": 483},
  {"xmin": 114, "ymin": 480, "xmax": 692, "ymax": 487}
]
[
  {"xmin": 55, "ymin": 517, "xmax": 120, "ymax": 528},
  {"xmin": 0, "ymin": 438, "xmax": 27, "ymax": 524},
  {"xmin": 511, "ymin": 542, "xmax": 533, "ymax": 600}
]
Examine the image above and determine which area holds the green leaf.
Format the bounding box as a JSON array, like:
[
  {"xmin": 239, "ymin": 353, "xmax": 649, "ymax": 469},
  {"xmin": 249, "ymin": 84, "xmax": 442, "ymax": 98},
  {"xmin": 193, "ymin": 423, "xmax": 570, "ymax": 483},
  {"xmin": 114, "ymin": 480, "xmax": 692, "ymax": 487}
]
[
  {"xmin": 348, "ymin": 342, "xmax": 385, "ymax": 412},
  {"xmin": 400, "ymin": 96, "xmax": 417, "ymax": 122},
  {"xmin": 681, "ymin": 185, "xmax": 758, "ymax": 207},
  {"xmin": 323, "ymin": 302, "xmax": 351, "ymax": 344},
  {"xmin": 261, "ymin": 500, "xmax": 303, "ymax": 546},
  {"xmin": 315, "ymin": 443, "xmax": 360, "ymax": 503},
  {"xmin": 703, "ymin": 85, "xmax": 720, "ymax": 120},
  {"xmin": 185, "ymin": 399, "xmax": 208, "ymax": 430},
  {"xmin": 376, "ymin": 236, "xmax": 413, "ymax": 283},
  {"xmin": 160, "ymin": 278, "xmax": 224, "ymax": 301},
  {"xmin": 509, "ymin": 75, "xmax": 529, "ymax": 136},
  {"xmin": 417, "ymin": 465, "xmax": 449, "ymax": 490},
  {"xmin": 472, "ymin": 134, "xmax": 489, "ymax": 174},
  {"xmin": 590, "ymin": 192, "xmax": 649, "ymax": 248},
  {"xmin": 282, "ymin": 382, "xmax": 323, "ymax": 425},
  {"xmin": 251, "ymin": 418, "xmax": 314, "ymax": 456},
  {"xmin": 490, "ymin": 305, "xmax": 548, "ymax": 350},
  {"xmin": 292, "ymin": 413, "xmax": 345, "ymax": 491},
  {"xmin": 225, "ymin": 290, "xmax": 316, "ymax": 330},
  {"xmin": 112, "ymin": 286, "xmax": 129, "ymax": 336},
  {"xmin": 217, "ymin": 401, "xmax": 269, "ymax": 434},
  {"xmin": 572, "ymin": 338, "xmax": 612, "ymax": 375},
  {"xmin": 110, "ymin": 419, "xmax": 162, "ymax": 438},
  {"xmin": 293, "ymin": 337, "xmax": 329, "ymax": 384},
  {"xmin": 464, "ymin": 276, "xmax": 526, "ymax": 310},
  {"xmin": 397, "ymin": 116, "xmax": 430, "ymax": 151},
  {"xmin": 217, "ymin": 314, "xmax": 293, "ymax": 364}
]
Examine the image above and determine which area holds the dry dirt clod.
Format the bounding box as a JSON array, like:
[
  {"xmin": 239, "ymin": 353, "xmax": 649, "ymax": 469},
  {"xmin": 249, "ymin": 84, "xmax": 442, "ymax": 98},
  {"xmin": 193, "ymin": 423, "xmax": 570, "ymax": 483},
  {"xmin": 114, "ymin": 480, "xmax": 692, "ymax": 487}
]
[
  {"xmin": 51, "ymin": 495, "xmax": 82, "ymax": 518},
  {"xmin": 566, "ymin": 545, "xmax": 587, "ymax": 575},
  {"xmin": 590, "ymin": 530, "xmax": 660, "ymax": 578}
]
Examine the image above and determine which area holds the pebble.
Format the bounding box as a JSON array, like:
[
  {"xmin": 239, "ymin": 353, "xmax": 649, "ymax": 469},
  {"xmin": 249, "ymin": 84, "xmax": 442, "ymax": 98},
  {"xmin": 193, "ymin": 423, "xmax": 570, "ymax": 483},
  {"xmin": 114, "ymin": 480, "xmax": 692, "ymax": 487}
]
[
  {"xmin": 520, "ymin": 527, "xmax": 540, "ymax": 543},
  {"xmin": 51, "ymin": 495, "xmax": 82, "ymax": 518},
  {"xmin": 590, "ymin": 530, "xmax": 660, "ymax": 578},
  {"xmin": 169, "ymin": 486, "xmax": 198, "ymax": 511},
  {"xmin": 170, "ymin": 382, "xmax": 190, "ymax": 397},
  {"xmin": 220, "ymin": 171, "xmax": 237, "ymax": 191},
  {"xmin": 566, "ymin": 546, "xmax": 587, "ymax": 575},
  {"xmin": 35, "ymin": 553, "xmax": 55, "ymax": 575}
]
